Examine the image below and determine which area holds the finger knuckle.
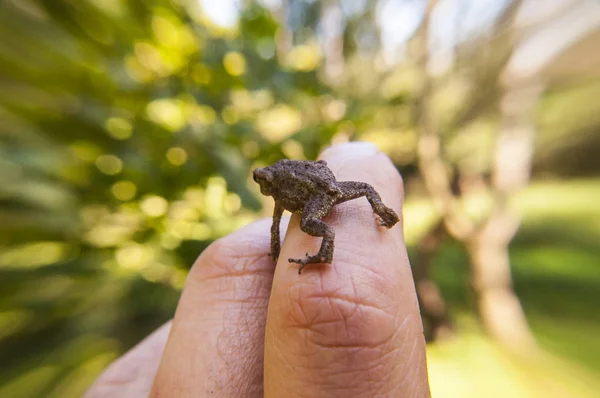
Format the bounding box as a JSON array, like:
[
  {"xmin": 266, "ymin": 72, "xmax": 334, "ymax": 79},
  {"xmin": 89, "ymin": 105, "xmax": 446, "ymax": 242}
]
[
  {"xmin": 187, "ymin": 235, "xmax": 250, "ymax": 283},
  {"xmin": 282, "ymin": 269, "xmax": 399, "ymax": 350}
]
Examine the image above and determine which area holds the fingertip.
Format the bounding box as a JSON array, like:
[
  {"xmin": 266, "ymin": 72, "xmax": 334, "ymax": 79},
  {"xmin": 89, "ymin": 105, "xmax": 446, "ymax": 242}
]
[
  {"xmin": 320, "ymin": 141, "xmax": 404, "ymax": 213},
  {"xmin": 319, "ymin": 141, "xmax": 380, "ymax": 160}
]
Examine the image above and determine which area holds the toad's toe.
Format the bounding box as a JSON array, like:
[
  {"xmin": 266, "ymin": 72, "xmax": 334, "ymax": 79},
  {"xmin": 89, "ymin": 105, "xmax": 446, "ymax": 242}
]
[{"xmin": 376, "ymin": 206, "xmax": 399, "ymax": 228}]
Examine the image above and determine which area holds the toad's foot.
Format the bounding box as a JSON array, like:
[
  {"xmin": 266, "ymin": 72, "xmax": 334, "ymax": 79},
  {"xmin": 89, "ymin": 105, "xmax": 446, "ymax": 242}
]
[
  {"xmin": 269, "ymin": 245, "xmax": 280, "ymax": 262},
  {"xmin": 375, "ymin": 205, "xmax": 399, "ymax": 228},
  {"xmin": 288, "ymin": 252, "xmax": 330, "ymax": 274}
]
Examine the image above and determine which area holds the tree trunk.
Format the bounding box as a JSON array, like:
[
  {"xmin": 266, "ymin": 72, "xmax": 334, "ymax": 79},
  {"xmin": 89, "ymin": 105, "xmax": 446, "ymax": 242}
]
[
  {"xmin": 414, "ymin": 0, "xmax": 539, "ymax": 349},
  {"xmin": 274, "ymin": 0, "xmax": 292, "ymax": 65},
  {"xmin": 413, "ymin": 221, "xmax": 453, "ymax": 342},
  {"xmin": 466, "ymin": 82, "xmax": 543, "ymax": 349},
  {"xmin": 322, "ymin": 0, "xmax": 345, "ymax": 84},
  {"xmin": 466, "ymin": 217, "xmax": 534, "ymax": 348}
]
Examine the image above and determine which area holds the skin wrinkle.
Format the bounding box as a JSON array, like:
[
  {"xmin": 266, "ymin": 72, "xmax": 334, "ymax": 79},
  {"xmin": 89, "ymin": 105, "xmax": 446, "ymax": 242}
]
[
  {"xmin": 216, "ymin": 326, "xmax": 262, "ymax": 393},
  {"xmin": 282, "ymin": 317, "xmax": 352, "ymax": 332},
  {"xmin": 306, "ymin": 207, "xmax": 403, "ymax": 283},
  {"xmin": 199, "ymin": 268, "xmax": 275, "ymax": 283},
  {"xmin": 414, "ymin": 349, "xmax": 430, "ymax": 398},
  {"xmin": 283, "ymin": 286, "xmax": 395, "ymax": 341},
  {"xmin": 404, "ymin": 338, "xmax": 422, "ymax": 393},
  {"xmin": 189, "ymin": 217, "xmax": 289, "ymax": 282},
  {"xmin": 241, "ymin": 303, "xmax": 268, "ymax": 348},
  {"xmin": 183, "ymin": 277, "xmax": 267, "ymax": 309},
  {"xmin": 186, "ymin": 243, "xmax": 274, "ymax": 304},
  {"xmin": 302, "ymin": 293, "xmax": 394, "ymax": 323},
  {"xmin": 300, "ymin": 329, "xmax": 412, "ymax": 397},
  {"xmin": 344, "ymin": 276, "xmax": 359, "ymax": 323},
  {"xmin": 269, "ymin": 290, "xmax": 423, "ymax": 392},
  {"xmin": 210, "ymin": 311, "xmax": 264, "ymax": 391},
  {"xmin": 309, "ymin": 265, "xmax": 393, "ymax": 307},
  {"xmin": 389, "ymin": 316, "xmax": 425, "ymax": 396},
  {"xmin": 273, "ymin": 287, "xmax": 409, "ymax": 390},
  {"xmin": 270, "ymin": 315, "xmax": 421, "ymax": 386},
  {"xmin": 332, "ymin": 367, "xmax": 388, "ymax": 396},
  {"xmin": 286, "ymin": 284, "xmax": 316, "ymax": 327},
  {"xmin": 296, "ymin": 365, "xmax": 388, "ymax": 398},
  {"xmin": 264, "ymin": 324, "xmax": 327, "ymax": 391},
  {"xmin": 293, "ymin": 247, "xmax": 396, "ymax": 295},
  {"xmin": 402, "ymin": 324, "xmax": 422, "ymax": 372},
  {"xmin": 332, "ymin": 245, "xmax": 386, "ymax": 279},
  {"xmin": 309, "ymin": 316, "xmax": 406, "ymax": 357},
  {"xmin": 212, "ymin": 279, "xmax": 269, "ymax": 382},
  {"xmin": 279, "ymin": 256, "xmax": 401, "ymax": 344},
  {"xmin": 192, "ymin": 243, "xmax": 266, "ymax": 280}
]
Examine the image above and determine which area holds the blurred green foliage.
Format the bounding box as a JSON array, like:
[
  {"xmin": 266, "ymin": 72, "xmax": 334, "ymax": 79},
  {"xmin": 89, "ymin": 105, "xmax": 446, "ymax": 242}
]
[
  {"xmin": 0, "ymin": 0, "xmax": 599, "ymax": 397},
  {"xmin": 0, "ymin": 0, "xmax": 335, "ymax": 395}
]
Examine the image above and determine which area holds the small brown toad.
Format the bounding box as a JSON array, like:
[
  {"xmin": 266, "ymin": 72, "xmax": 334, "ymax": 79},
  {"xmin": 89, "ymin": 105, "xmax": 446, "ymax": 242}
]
[{"xmin": 253, "ymin": 159, "xmax": 399, "ymax": 274}]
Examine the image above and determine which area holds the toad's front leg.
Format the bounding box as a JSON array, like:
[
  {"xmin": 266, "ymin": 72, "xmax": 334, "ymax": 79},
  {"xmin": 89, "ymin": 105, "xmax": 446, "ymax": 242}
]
[
  {"xmin": 335, "ymin": 181, "xmax": 399, "ymax": 227},
  {"xmin": 288, "ymin": 194, "xmax": 335, "ymax": 274},
  {"xmin": 270, "ymin": 202, "xmax": 284, "ymax": 261}
]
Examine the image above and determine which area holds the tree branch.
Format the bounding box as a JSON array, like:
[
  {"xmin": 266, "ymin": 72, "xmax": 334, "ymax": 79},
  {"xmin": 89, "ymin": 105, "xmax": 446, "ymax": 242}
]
[{"xmin": 414, "ymin": 0, "xmax": 476, "ymax": 239}]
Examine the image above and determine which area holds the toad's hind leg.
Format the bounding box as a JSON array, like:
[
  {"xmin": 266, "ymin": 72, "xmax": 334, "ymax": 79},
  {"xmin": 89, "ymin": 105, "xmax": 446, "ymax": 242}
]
[
  {"xmin": 335, "ymin": 181, "xmax": 399, "ymax": 228},
  {"xmin": 288, "ymin": 194, "xmax": 336, "ymax": 274}
]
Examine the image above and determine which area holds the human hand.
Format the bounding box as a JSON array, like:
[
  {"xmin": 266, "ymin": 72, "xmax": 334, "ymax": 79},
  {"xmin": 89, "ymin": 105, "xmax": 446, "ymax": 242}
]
[{"xmin": 85, "ymin": 142, "xmax": 430, "ymax": 397}]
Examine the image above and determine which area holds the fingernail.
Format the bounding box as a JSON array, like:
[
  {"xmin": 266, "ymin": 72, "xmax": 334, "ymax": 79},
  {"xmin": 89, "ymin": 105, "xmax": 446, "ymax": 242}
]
[{"xmin": 320, "ymin": 141, "xmax": 378, "ymax": 159}]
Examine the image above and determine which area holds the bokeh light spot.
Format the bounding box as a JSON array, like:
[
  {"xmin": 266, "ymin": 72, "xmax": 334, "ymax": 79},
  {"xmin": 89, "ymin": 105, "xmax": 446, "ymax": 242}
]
[
  {"xmin": 257, "ymin": 37, "xmax": 276, "ymax": 59},
  {"xmin": 111, "ymin": 181, "xmax": 137, "ymax": 201},
  {"xmin": 96, "ymin": 155, "xmax": 123, "ymax": 175},
  {"xmin": 282, "ymin": 139, "xmax": 305, "ymax": 159},
  {"xmin": 116, "ymin": 244, "xmax": 147, "ymax": 270},
  {"xmin": 152, "ymin": 15, "xmax": 180, "ymax": 48},
  {"xmin": 147, "ymin": 99, "xmax": 186, "ymax": 132},
  {"xmin": 71, "ymin": 141, "xmax": 102, "ymax": 162},
  {"xmin": 166, "ymin": 147, "xmax": 188, "ymax": 166},
  {"xmin": 106, "ymin": 117, "xmax": 133, "ymax": 140},
  {"xmin": 224, "ymin": 193, "xmax": 241, "ymax": 214},
  {"xmin": 140, "ymin": 195, "xmax": 168, "ymax": 217},
  {"xmin": 191, "ymin": 104, "xmax": 216, "ymax": 125},
  {"xmin": 223, "ymin": 51, "xmax": 246, "ymax": 76},
  {"xmin": 257, "ymin": 105, "xmax": 301, "ymax": 141},
  {"xmin": 285, "ymin": 44, "xmax": 320, "ymax": 71},
  {"xmin": 134, "ymin": 42, "xmax": 167, "ymax": 75}
]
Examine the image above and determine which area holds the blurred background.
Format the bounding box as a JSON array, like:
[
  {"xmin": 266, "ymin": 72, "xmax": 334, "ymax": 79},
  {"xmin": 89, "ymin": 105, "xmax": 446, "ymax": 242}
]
[{"xmin": 0, "ymin": 0, "xmax": 599, "ymax": 396}]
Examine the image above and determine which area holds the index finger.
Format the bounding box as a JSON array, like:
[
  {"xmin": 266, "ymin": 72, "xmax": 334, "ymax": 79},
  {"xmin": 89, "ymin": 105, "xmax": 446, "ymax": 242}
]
[{"xmin": 264, "ymin": 142, "xmax": 430, "ymax": 397}]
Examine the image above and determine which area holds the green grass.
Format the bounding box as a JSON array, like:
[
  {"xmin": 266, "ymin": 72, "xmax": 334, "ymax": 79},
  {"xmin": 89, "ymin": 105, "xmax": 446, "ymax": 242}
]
[{"xmin": 427, "ymin": 322, "xmax": 600, "ymax": 398}]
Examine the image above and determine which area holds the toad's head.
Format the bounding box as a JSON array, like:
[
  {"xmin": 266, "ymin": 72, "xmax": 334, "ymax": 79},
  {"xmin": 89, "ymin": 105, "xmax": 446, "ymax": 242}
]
[{"xmin": 252, "ymin": 167, "xmax": 275, "ymax": 197}]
